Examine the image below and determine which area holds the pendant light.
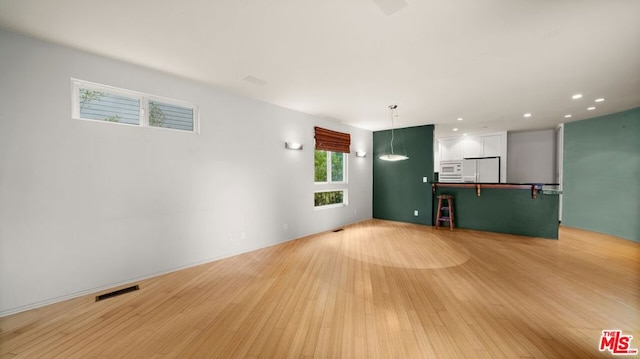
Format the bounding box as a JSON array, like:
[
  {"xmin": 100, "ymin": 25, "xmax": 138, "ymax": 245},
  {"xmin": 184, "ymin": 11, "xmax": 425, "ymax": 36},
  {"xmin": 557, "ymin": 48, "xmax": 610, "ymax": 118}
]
[{"xmin": 379, "ymin": 105, "xmax": 409, "ymax": 161}]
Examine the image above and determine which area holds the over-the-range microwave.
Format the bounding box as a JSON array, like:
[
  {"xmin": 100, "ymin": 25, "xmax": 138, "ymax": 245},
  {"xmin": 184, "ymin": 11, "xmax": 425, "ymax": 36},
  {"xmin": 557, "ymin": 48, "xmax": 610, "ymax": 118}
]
[{"xmin": 439, "ymin": 160, "xmax": 463, "ymax": 182}]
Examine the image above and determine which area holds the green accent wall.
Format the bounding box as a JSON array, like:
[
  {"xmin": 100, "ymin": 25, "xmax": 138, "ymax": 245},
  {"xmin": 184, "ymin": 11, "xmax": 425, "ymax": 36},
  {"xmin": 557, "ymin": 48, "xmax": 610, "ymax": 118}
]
[
  {"xmin": 373, "ymin": 125, "xmax": 434, "ymax": 225},
  {"xmin": 433, "ymin": 187, "xmax": 559, "ymax": 239},
  {"xmin": 563, "ymin": 107, "xmax": 640, "ymax": 242}
]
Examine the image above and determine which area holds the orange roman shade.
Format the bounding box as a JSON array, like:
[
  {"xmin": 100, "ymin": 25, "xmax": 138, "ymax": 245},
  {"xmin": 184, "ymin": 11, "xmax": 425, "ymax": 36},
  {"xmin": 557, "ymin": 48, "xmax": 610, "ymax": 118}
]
[{"xmin": 314, "ymin": 127, "xmax": 351, "ymax": 153}]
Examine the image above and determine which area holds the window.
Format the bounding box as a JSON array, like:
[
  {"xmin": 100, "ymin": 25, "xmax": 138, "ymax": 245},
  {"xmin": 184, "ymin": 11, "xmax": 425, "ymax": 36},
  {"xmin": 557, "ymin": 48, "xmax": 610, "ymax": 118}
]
[
  {"xmin": 313, "ymin": 126, "xmax": 350, "ymax": 208},
  {"xmin": 78, "ymin": 88, "xmax": 140, "ymax": 125},
  {"xmin": 314, "ymin": 150, "xmax": 347, "ymax": 183},
  {"xmin": 315, "ymin": 189, "xmax": 348, "ymax": 208},
  {"xmin": 314, "ymin": 149, "xmax": 347, "ymax": 208},
  {"xmin": 72, "ymin": 79, "xmax": 198, "ymax": 132}
]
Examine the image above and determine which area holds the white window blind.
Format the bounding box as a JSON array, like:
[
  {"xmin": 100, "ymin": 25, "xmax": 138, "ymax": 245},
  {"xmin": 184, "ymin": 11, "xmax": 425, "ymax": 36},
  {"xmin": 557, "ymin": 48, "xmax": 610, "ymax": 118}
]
[
  {"xmin": 72, "ymin": 79, "xmax": 198, "ymax": 133},
  {"xmin": 78, "ymin": 88, "xmax": 140, "ymax": 125},
  {"xmin": 148, "ymin": 100, "xmax": 194, "ymax": 131}
]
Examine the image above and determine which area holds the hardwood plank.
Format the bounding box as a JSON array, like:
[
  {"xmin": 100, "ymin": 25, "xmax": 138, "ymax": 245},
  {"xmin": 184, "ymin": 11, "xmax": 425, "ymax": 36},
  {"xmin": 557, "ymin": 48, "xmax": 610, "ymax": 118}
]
[{"xmin": 1, "ymin": 220, "xmax": 638, "ymax": 358}]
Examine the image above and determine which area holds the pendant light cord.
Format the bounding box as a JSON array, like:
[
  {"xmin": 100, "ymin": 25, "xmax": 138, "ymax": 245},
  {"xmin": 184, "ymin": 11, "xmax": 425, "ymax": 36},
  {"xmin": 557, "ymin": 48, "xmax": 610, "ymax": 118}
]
[
  {"xmin": 390, "ymin": 107, "xmax": 396, "ymax": 154},
  {"xmin": 389, "ymin": 104, "xmax": 399, "ymax": 155}
]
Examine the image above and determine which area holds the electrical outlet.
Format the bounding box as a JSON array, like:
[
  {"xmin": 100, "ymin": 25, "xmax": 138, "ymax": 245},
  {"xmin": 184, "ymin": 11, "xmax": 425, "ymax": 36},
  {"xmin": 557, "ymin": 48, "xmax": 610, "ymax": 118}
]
[
  {"xmin": 414, "ymin": 210, "xmax": 419, "ymax": 216},
  {"xmin": 283, "ymin": 223, "xmax": 288, "ymax": 231},
  {"xmin": 423, "ymin": 176, "xmax": 428, "ymax": 183}
]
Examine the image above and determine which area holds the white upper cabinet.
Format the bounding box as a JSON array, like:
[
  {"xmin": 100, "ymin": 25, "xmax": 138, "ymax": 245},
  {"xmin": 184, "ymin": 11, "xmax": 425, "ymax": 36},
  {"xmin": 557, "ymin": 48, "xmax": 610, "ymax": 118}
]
[
  {"xmin": 481, "ymin": 134, "xmax": 502, "ymax": 157},
  {"xmin": 461, "ymin": 137, "xmax": 481, "ymax": 158},
  {"xmin": 439, "ymin": 138, "xmax": 461, "ymax": 161}
]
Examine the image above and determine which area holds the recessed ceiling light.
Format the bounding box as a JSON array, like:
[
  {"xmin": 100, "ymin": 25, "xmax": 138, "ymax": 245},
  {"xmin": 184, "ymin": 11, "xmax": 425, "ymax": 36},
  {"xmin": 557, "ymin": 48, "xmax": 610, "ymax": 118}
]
[
  {"xmin": 587, "ymin": 107, "xmax": 596, "ymax": 110},
  {"xmin": 453, "ymin": 128, "xmax": 459, "ymax": 131},
  {"xmin": 524, "ymin": 113, "xmax": 532, "ymax": 118},
  {"xmin": 572, "ymin": 94, "xmax": 583, "ymax": 100},
  {"xmin": 564, "ymin": 114, "xmax": 572, "ymax": 118},
  {"xmin": 595, "ymin": 98, "xmax": 605, "ymax": 102},
  {"xmin": 463, "ymin": 133, "xmax": 468, "ymax": 136},
  {"xmin": 457, "ymin": 117, "xmax": 463, "ymax": 121}
]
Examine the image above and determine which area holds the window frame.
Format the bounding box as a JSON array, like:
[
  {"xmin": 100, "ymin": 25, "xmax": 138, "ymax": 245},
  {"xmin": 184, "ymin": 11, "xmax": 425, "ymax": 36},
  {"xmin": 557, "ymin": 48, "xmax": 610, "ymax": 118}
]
[
  {"xmin": 314, "ymin": 150, "xmax": 348, "ymax": 185},
  {"xmin": 71, "ymin": 78, "xmax": 199, "ymax": 133},
  {"xmin": 314, "ymin": 149, "xmax": 349, "ymax": 209},
  {"xmin": 313, "ymin": 188, "xmax": 349, "ymax": 210}
]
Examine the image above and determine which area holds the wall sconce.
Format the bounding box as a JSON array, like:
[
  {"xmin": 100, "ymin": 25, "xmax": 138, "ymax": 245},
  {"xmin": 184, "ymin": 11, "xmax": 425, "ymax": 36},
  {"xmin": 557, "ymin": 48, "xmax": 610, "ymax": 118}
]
[
  {"xmin": 356, "ymin": 151, "xmax": 367, "ymax": 158},
  {"xmin": 285, "ymin": 142, "xmax": 303, "ymax": 150}
]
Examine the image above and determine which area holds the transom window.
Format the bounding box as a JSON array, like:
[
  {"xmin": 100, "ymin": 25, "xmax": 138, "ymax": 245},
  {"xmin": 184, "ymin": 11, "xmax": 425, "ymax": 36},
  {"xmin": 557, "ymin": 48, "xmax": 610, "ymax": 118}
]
[
  {"xmin": 314, "ymin": 189, "xmax": 348, "ymax": 208},
  {"xmin": 72, "ymin": 79, "xmax": 198, "ymax": 133}
]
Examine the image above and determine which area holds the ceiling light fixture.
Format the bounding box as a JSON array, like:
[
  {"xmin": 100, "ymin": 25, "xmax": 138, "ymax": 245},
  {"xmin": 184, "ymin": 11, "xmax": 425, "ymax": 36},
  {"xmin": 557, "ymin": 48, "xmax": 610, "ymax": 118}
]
[
  {"xmin": 453, "ymin": 128, "xmax": 459, "ymax": 132},
  {"xmin": 572, "ymin": 94, "xmax": 583, "ymax": 100},
  {"xmin": 524, "ymin": 113, "xmax": 532, "ymax": 118},
  {"xmin": 371, "ymin": 0, "xmax": 408, "ymax": 16},
  {"xmin": 457, "ymin": 117, "xmax": 463, "ymax": 121},
  {"xmin": 595, "ymin": 98, "xmax": 605, "ymax": 102},
  {"xmin": 564, "ymin": 114, "xmax": 572, "ymax": 118},
  {"xmin": 243, "ymin": 75, "xmax": 268, "ymax": 86},
  {"xmin": 587, "ymin": 107, "xmax": 596, "ymax": 111},
  {"xmin": 378, "ymin": 105, "xmax": 409, "ymax": 162}
]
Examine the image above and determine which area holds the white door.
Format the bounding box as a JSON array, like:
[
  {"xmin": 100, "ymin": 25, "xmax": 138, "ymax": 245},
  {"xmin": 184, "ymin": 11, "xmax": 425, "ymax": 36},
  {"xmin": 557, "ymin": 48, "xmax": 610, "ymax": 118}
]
[{"xmin": 556, "ymin": 125, "xmax": 564, "ymax": 221}]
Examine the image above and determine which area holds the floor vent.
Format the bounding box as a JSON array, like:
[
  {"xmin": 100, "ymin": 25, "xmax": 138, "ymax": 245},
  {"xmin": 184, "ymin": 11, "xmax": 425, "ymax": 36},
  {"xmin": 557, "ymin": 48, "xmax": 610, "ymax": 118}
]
[
  {"xmin": 333, "ymin": 228, "xmax": 344, "ymax": 232},
  {"xmin": 95, "ymin": 285, "xmax": 140, "ymax": 302}
]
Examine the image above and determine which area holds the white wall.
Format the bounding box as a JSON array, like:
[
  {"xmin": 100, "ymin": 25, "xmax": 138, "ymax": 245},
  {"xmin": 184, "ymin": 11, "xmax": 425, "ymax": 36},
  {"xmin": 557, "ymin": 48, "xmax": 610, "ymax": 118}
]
[
  {"xmin": 0, "ymin": 30, "xmax": 373, "ymax": 316},
  {"xmin": 507, "ymin": 129, "xmax": 557, "ymax": 183}
]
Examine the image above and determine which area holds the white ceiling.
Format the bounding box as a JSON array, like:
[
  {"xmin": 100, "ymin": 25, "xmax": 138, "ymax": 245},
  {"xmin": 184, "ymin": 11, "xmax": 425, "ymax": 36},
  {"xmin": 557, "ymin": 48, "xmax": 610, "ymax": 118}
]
[{"xmin": 1, "ymin": 0, "xmax": 639, "ymax": 136}]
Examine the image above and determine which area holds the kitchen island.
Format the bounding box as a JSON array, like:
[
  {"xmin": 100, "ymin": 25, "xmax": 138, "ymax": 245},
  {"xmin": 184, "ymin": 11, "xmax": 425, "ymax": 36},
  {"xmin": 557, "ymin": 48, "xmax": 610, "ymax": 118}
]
[{"xmin": 432, "ymin": 182, "xmax": 561, "ymax": 239}]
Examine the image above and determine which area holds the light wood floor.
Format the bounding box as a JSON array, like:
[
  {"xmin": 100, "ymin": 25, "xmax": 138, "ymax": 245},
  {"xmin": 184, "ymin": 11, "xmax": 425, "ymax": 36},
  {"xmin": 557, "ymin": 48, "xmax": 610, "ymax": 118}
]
[{"xmin": 1, "ymin": 220, "xmax": 639, "ymax": 358}]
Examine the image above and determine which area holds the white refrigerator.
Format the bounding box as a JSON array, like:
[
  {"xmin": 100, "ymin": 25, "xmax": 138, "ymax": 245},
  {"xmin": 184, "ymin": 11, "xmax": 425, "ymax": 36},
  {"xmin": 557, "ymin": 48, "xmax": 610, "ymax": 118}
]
[{"xmin": 462, "ymin": 157, "xmax": 500, "ymax": 183}]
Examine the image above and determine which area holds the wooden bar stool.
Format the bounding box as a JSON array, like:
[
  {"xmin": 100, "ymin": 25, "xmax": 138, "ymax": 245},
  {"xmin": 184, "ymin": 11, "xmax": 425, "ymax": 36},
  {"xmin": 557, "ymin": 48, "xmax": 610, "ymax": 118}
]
[{"xmin": 436, "ymin": 195, "xmax": 455, "ymax": 231}]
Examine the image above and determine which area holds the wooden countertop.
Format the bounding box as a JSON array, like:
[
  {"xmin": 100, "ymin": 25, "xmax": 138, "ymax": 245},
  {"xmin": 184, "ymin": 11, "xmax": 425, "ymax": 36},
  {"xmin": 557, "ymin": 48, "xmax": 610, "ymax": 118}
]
[{"xmin": 432, "ymin": 182, "xmax": 561, "ymax": 199}]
